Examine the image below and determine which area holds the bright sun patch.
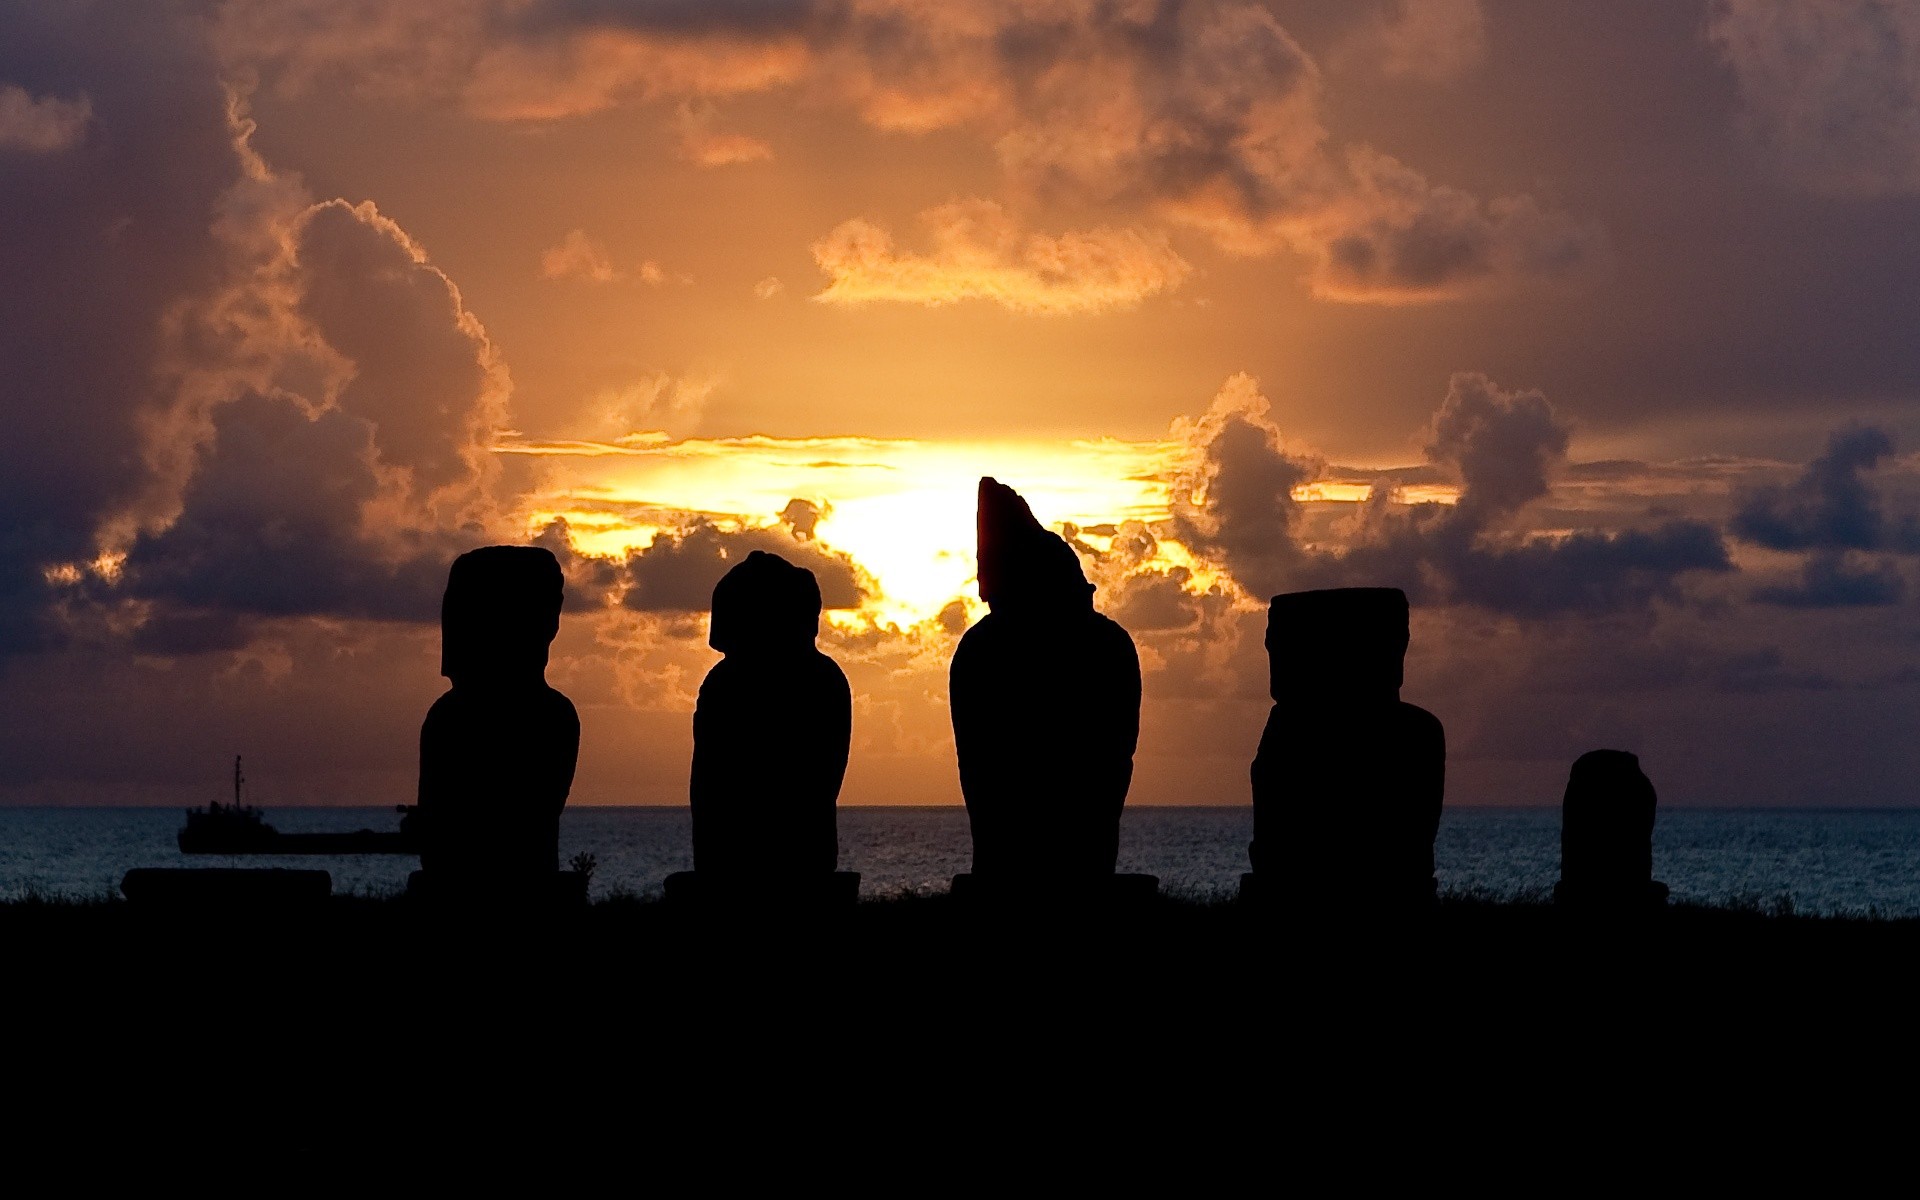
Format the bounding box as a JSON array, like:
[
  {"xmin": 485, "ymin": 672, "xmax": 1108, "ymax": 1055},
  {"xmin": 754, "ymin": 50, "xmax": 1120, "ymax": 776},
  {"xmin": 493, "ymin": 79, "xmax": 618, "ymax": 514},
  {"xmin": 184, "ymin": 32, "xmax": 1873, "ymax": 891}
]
[{"xmin": 505, "ymin": 433, "xmax": 1179, "ymax": 625}]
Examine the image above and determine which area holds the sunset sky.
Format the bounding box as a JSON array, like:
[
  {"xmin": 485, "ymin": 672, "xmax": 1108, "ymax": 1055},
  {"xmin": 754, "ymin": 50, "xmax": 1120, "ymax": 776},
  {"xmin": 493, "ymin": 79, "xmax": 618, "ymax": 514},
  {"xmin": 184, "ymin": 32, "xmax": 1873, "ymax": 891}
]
[{"xmin": 6, "ymin": 0, "xmax": 1920, "ymax": 809}]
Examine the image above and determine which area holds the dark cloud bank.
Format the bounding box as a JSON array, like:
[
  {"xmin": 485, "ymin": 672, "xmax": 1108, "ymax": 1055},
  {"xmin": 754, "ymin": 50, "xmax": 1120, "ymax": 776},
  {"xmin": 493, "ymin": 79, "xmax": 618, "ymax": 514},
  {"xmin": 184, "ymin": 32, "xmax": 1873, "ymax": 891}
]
[{"xmin": 1166, "ymin": 372, "xmax": 1736, "ymax": 619}]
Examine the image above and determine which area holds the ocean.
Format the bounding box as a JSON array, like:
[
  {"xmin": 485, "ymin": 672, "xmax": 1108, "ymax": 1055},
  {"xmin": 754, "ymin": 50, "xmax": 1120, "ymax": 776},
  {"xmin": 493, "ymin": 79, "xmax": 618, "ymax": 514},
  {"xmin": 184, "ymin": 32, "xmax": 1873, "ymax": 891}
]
[{"xmin": 6, "ymin": 805, "xmax": 1920, "ymax": 915}]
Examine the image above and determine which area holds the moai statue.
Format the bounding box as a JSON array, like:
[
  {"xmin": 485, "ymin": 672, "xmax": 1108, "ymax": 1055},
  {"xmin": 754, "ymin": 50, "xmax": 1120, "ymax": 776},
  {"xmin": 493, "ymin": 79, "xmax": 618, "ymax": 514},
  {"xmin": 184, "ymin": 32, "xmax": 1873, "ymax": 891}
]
[
  {"xmin": 1248, "ymin": 588, "xmax": 1444, "ymax": 906},
  {"xmin": 689, "ymin": 550, "xmax": 852, "ymax": 878},
  {"xmin": 417, "ymin": 546, "xmax": 580, "ymax": 895},
  {"xmin": 950, "ymin": 477, "xmax": 1143, "ymax": 884},
  {"xmin": 1555, "ymin": 749, "xmax": 1669, "ymax": 910}
]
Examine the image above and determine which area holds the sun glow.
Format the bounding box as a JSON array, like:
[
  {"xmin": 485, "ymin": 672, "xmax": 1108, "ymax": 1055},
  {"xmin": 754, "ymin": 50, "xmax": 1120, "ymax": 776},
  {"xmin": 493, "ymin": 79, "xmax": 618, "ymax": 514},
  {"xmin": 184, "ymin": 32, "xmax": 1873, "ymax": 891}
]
[{"xmin": 506, "ymin": 432, "xmax": 1180, "ymax": 625}]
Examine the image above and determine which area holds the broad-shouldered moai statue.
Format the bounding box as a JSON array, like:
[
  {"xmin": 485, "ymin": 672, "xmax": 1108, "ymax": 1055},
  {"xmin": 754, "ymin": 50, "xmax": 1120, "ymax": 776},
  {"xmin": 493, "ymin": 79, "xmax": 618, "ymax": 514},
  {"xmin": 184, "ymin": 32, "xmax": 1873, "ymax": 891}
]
[
  {"xmin": 950, "ymin": 477, "xmax": 1142, "ymax": 879},
  {"xmin": 1556, "ymin": 749, "xmax": 1668, "ymax": 909},
  {"xmin": 690, "ymin": 550, "xmax": 852, "ymax": 876},
  {"xmin": 1250, "ymin": 588, "xmax": 1443, "ymax": 904},
  {"xmin": 418, "ymin": 546, "xmax": 580, "ymax": 889}
]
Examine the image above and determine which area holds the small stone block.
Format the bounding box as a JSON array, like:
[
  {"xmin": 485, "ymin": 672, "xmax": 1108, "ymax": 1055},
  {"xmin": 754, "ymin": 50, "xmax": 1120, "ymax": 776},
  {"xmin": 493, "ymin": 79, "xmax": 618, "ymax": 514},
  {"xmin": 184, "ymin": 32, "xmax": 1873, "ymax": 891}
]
[{"xmin": 120, "ymin": 867, "xmax": 331, "ymax": 906}]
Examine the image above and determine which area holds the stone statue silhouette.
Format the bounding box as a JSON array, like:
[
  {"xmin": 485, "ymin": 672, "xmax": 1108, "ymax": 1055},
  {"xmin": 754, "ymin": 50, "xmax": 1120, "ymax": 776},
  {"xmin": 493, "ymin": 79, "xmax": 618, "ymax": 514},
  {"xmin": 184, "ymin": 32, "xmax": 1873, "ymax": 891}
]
[
  {"xmin": 950, "ymin": 477, "xmax": 1142, "ymax": 880},
  {"xmin": 1249, "ymin": 588, "xmax": 1443, "ymax": 906},
  {"xmin": 416, "ymin": 546, "xmax": 579, "ymax": 894},
  {"xmin": 1556, "ymin": 749, "xmax": 1669, "ymax": 909},
  {"xmin": 690, "ymin": 550, "xmax": 852, "ymax": 876}
]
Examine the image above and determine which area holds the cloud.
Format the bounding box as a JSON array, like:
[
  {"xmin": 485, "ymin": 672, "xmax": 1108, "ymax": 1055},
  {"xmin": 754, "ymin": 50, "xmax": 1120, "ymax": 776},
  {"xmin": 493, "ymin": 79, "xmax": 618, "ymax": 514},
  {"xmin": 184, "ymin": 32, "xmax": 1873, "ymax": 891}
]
[
  {"xmin": 122, "ymin": 186, "xmax": 510, "ymax": 623},
  {"xmin": 1755, "ymin": 552, "xmax": 1906, "ymax": 608},
  {"xmin": 1346, "ymin": 0, "xmax": 1488, "ymax": 83},
  {"xmin": 216, "ymin": 0, "xmax": 813, "ymax": 120},
  {"xmin": 575, "ymin": 372, "xmax": 717, "ymax": 440},
  {"xmin": 1441, "ymin": 521, "xmax": 1735, "ymax": 617},
  {"xmin": 294, "ymin": 200, "xmax": 507, "ymax": 513},
  {"xmin": 1064, "ymin": 518, "xmax": 1222, "ymax": 635},
  {"xmin": 1106, "ymin": 566, "xmax": 1212, "ymax": 632},
  {"xmin": 542, "ymin": 228, "xmax": 619, "ymax": 281},
  {"xmin": 813, "ymin": 199, "xmax": 1192, "ymax": 315},
  {"xmin": 1168, "ymin": 372, "xmax": 1731, "ymax": 615},
  {"xmin": 0, "ymin": 12, "xmax": 244, "ymax": 653},
  {"xmin": 1289, "ymin": 150, "xmax": 1606, "ymax": 302},
  {"xmin": 532, "ymin": 517, "xmax": 625, "ymax": 610},
  {"xmin": 0, "ymin": 84, "xmax": 90, "ymax": 152},
  {"xmin": 122, "ymin": 393, "xmax": 457, "ymax": 622},
  {"xmin": 674, "ymin": 99, "xmax": 772, "ymax": 165},
  {"xmin": 216, "ymin": 0, "xmax": 1601, "ymax": 306},
  {"xmin": 1710, "ymin": 0, "xmax": 1920, "ymax": 195},
  {"xmin": 912, "ymin": 3, "xmax": 1596, "ymax": 300},
  {"xmin": 1167, "ymin": 374, "xmax": 1320, "ymax": 601},
  {"xmin": 778, "ymin": 498, "xmax": 827, "ymax": 540},
  {"xmin": 1732, "ymin": 426, "xmax": 1920, "ymax": 607},
  {"xmin": 620, "ymin": 520, "xmax": 869, "ymax": 613},
  {"xmin": 1424, "ymin": 371, "xmax": 1569, "ymax": 527},
  {"xmin": 1733, "ymin": 426, "xmax": 1920, "ymax": 552},
  {"xmin": 753, "ymin": 275, "xmax": 783, "ymax": 299},
  {"xmin": 463, "ymin": 26, "xmax": 810, "ymax": 122},
  {"xmin": 0, "ymin": 8, "xmax": 515, "ymax": 653}
]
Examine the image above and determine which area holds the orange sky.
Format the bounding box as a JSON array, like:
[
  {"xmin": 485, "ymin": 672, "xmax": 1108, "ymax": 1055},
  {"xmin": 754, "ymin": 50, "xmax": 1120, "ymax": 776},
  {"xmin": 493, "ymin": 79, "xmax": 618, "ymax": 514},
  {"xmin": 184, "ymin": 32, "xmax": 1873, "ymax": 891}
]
[{"xmin": 6, "ymin": 1, "xmax": 1920, "ymax": 809}]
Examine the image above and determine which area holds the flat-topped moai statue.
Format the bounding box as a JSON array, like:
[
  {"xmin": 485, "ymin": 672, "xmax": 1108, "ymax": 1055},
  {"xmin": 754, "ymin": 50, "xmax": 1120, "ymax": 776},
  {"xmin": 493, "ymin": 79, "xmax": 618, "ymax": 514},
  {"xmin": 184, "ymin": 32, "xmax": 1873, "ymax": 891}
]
[
  {"xmin": 689, "ymin": 550, "xmax": 852, "ymax": 878},
  {"xmin": 1249, "ymin": 588, "xmax": 1444, "ymax": 906},
  {"xmin": 950, "ymin": 478, "xmax": 1142, "ymax": 882},
  {"xmin": 1555, "ymin": 749, "xmax": 1669, "ymax": 910},
  {"xmin": 417, "ymin": 546, "xmax": 580, "ymax": 895}
]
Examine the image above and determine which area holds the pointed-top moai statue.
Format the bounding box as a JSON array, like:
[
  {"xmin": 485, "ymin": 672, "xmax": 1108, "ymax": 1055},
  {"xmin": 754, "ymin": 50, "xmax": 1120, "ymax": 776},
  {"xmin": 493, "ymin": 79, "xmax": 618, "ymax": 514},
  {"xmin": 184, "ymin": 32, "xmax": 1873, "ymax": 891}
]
[
  {"xmin": 416, "ymin": 545, "xmax": 580, "ymax": 897},
  {"xmin": 1248, "ymin": 588, "xmax": 1444, "ymax": 907},
  {"xmin": 1555, "ymin": 750, "xmax": 1668, "ymax": 910},
  {"xmin": 949, "ymin": 478, "xmax": 1143, "ymax": 885},
  {"xmin": 686, "ymin": 550, "xmax": 853, "ymax": 883}
]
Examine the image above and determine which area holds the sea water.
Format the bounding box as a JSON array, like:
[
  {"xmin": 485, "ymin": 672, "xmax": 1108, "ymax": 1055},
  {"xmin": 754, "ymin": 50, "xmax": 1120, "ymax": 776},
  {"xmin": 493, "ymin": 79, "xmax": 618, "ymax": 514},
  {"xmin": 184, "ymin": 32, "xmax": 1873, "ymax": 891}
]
[{"xmin": 5, "ymin": 806, "xmax": 1920, "ymax": 915}]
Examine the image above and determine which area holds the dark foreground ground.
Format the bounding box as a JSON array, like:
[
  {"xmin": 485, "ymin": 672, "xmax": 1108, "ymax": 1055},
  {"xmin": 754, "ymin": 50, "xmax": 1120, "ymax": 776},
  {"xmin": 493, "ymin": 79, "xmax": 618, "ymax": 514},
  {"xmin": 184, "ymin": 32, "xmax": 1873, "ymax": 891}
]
[
  {"xmin": 7, "ymin": 888, "xmax": 1916, "ymax": 1022},
  {"xmin": 6, "ymin": 890, "xmax": 1918, "ymax": 1168}
]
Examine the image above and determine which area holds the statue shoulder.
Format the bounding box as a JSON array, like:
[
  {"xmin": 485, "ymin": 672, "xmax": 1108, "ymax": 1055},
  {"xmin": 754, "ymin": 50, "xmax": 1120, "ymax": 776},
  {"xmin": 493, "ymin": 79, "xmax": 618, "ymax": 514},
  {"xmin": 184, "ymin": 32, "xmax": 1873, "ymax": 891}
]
[
  {"xmin": 539, "ymin": 685, "xmax": 581, "ymax": 730},
  {"xmin": 1395, "ymin": 701, "xmax": 1445, "ymax": 745},
  {"xmin": 1090, "ymin": 610, "xmax": 1138, "ymax": 650},
  {"xmin": 422, "ymin": 688, "xmax": 464, "ymax": 728},
  {"xmin": 950, "ymin": 611, "xmax": 1004, "ymax": 663},
  {"xmin": 812, "ymin": 648, "xmax": 852, "ymax": 695}
]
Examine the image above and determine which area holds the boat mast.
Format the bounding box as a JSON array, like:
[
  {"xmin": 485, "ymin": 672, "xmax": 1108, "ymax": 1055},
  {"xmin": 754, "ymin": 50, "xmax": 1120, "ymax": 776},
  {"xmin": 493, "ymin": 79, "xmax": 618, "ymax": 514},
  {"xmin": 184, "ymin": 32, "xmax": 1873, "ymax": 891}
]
[{"xmin": 234, "ymin": 755, "xmax": 244, "ymax": 807}]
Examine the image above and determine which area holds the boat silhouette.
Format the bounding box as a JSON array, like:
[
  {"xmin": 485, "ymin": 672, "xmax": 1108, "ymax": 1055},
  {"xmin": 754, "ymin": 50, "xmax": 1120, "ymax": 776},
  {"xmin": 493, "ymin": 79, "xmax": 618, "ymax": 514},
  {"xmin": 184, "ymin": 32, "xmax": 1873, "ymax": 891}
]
[{"xmin": 178, "ymin": 757, "xmax": 420, "ymax": 856}]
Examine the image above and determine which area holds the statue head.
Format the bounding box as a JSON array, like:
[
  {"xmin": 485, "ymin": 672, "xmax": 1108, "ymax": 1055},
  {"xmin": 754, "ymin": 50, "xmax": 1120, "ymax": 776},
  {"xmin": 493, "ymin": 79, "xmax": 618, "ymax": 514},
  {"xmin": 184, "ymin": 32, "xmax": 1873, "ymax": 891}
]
[
  {"xmin": 1265, "ymin": 587, "xmax": 1409, "ymax": 703},
  {"xmin": 709, "ymin": 550, "xmax": 823, "ymax": 655},
  {"xmin": 975, "ymin": 476, "xmax": 1093, "ymax": 615},
  {"xmin": 440, "ymin": 545, "xmax": 565, "ymax": 685}
]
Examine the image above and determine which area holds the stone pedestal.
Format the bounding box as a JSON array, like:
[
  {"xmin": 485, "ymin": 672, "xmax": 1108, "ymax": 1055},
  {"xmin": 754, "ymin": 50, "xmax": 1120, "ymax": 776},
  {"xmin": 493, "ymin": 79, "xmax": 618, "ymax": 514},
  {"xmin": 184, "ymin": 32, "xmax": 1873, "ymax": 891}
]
[{"xmin": 120, "ymin": 867, "xmax": 331, "ymax": 906}]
